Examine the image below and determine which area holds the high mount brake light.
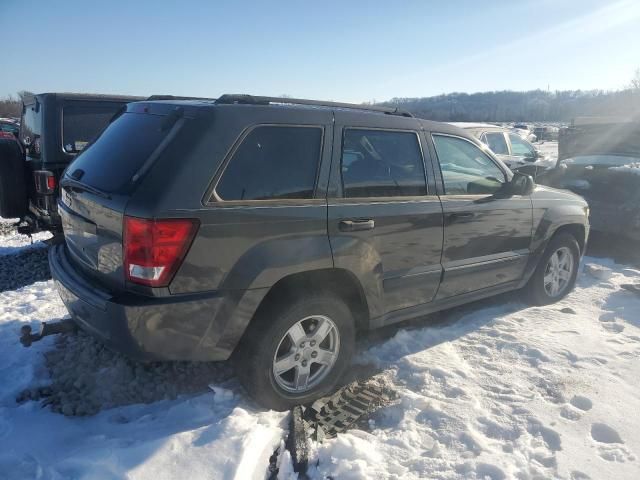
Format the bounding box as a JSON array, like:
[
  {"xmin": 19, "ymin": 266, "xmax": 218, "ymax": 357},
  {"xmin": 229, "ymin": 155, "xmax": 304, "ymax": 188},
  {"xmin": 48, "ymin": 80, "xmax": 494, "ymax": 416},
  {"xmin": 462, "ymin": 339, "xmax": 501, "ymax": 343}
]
[{"xmin": 123, "ymin": 216, "xmax": 199, "ymax": 287}]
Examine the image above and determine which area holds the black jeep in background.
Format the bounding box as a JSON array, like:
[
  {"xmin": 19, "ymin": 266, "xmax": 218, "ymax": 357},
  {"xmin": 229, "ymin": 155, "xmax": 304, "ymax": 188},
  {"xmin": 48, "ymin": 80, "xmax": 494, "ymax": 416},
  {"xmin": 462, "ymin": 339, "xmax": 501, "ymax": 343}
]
[
  {"xmin": 50, "ymin": 95, "xmax": 589, "ymax": 410},
  {"xmin": 0, "ymin": 93, "xmax": 142, "ymax": 233},
  {"xmin": 538, "ymin": 116, "xmax": 640, "ymax": 242}
]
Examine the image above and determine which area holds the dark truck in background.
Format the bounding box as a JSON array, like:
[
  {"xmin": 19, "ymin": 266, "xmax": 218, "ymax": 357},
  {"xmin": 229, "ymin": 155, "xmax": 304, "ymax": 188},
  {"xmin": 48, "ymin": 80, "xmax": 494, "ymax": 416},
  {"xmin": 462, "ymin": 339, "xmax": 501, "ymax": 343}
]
[
  {"xmin": 538, "ymin": 116, "xmax": 640, "ymax": 241},
  {"xmin": 0, "ymin": 93, "xmax": 142, "ymax": 233}
]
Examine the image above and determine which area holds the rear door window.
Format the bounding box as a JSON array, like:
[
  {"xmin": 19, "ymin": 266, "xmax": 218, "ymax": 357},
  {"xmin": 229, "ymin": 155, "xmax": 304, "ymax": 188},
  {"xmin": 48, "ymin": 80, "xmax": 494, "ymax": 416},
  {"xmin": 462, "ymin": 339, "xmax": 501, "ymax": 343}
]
[
  {"xmin": 66, "ymin": 112, "xmax": 171, "ymax": 193},
  {"xmin": 62, "ymin": 103, "xmax": 124, "ymax": 153},
  {"xmin": 341, "ymin": 129, "xmax": 427, "ymax": 197},
  {"xmin": 215, "ymin": 125, "xmax": 323, "ymax": 201},
  {"xmin": 483, "ymin": 132, "xmax": 509, "ymax": 155}
]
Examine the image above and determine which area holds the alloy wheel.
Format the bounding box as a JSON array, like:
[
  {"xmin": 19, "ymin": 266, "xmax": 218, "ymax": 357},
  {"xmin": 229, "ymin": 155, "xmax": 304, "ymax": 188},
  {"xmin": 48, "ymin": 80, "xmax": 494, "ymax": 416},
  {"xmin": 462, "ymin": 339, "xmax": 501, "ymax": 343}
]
[
  {"xmin": 272, "ymin": 315, "xmax": 340, "ymax": 393},
  {"xmin": 543, "ymin": 246, "xmax": 574, "ymax": 297}
]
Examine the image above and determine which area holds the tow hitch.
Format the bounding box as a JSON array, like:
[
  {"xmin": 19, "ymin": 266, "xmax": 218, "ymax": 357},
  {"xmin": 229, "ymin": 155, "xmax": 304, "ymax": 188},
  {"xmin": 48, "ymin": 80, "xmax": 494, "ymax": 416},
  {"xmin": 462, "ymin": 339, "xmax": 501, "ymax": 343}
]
[{"xmin": 20, "ymin": 319, "xmax": 77, "ymax": 347}]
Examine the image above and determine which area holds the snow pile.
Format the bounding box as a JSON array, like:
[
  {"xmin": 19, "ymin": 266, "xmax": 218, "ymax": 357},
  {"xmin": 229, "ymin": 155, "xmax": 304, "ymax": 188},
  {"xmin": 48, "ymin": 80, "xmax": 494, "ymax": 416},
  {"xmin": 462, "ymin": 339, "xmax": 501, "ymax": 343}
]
[
  {"xmin": 306, "ymin": 260, "xmax": 640, "ymax": 479},
  {"xmin": 609, "ymin": 162, "xmax": 640, "ymax": 175},
  {"xmin": 0, "ymin": 217, "xmax": 51, "ymax": 254},
  {"xmin": 532, "ymin": 140, "xmax": 558, "ymax": 163},
  {"xmin": 530, "ymin": 140, "xmax": 558, "ymax": 170}
]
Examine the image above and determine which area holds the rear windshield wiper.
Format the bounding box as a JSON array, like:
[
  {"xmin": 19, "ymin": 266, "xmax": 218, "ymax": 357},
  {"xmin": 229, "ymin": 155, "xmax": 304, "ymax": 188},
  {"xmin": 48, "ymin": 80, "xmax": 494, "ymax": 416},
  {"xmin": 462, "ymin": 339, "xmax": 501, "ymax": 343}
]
[{"xmin": 60, "ymin": 177, "xmax": 111, "ymax": 200}]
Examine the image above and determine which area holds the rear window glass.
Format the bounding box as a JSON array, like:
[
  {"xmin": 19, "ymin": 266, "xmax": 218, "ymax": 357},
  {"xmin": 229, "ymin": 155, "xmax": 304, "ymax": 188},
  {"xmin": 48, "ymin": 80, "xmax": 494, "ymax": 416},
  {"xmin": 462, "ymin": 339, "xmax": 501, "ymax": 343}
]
[
  {"xmin": 215, "ymin": 125, "xmax": 322, "ymax": 201},
  {"xmin": 66, "ymin": 112, "xmax": 170, "ymax": 193},
  {"xmin": 484, "ymin": 132, "xmax": 508, "ymax": 155},
  {"xmin": 63, "ymin": 103, "xmax": 124, "ymax": 153}
]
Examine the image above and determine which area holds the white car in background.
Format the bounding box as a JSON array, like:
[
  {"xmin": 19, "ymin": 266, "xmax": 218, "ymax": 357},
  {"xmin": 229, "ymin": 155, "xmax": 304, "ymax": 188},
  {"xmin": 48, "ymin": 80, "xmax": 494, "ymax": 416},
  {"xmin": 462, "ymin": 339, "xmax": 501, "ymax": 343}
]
[{"xmin": 512, "ymin": 123, "xmax": 538, "ymax": 142}]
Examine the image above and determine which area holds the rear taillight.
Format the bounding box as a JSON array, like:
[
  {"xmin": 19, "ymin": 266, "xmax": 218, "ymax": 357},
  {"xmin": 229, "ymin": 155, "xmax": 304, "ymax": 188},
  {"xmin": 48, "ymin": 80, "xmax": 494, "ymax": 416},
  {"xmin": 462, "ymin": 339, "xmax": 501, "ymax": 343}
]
[
  {"xmin": 123, "ymin": 216, "xmax": 199, "ymax": 287},
  {"xmin": 34, "ymin": 170, "xmax": 56, "ymax": 194}
]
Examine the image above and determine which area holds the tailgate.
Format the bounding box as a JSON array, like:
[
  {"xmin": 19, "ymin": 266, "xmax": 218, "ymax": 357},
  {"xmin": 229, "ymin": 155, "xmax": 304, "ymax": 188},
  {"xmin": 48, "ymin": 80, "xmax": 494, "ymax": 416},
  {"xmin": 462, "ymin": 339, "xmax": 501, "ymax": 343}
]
[{"xmin": 59, "ymin": 187, "xmax": 129, "ymax": 291}]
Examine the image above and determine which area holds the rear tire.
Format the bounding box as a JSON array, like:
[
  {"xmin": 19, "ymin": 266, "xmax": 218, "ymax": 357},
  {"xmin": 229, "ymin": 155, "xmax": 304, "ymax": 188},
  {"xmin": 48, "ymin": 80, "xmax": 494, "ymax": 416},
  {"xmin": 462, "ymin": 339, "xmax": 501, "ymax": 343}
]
[
  {"xmin": 527, "ymin": 232, "xmax": 580, "ymax": 305},
  {"xmin": 0, "ymin": 140, "xmax": 28, "ymax": 218},
  {"xmin": 234, "ymin": 292, "xmax": 355, "ymax": 411}
]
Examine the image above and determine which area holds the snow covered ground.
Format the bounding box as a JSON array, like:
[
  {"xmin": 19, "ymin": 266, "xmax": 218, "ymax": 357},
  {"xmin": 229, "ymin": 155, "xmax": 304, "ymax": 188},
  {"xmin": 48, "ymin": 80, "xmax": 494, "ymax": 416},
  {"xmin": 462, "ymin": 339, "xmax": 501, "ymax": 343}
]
[
  {"xmin": 0, "ymin": 218, "xmax": 50, "ymax": 255},
  {"xmin": 1, "ymin": 212, "xmax": 640, "ymax": 479},
  {"xmin": 308, "ymin": 260, "xmax": 640, "ymax": 479},
  {"xmin": 534, "ymin": 140, "xmax": 559, "ymax": 167}
]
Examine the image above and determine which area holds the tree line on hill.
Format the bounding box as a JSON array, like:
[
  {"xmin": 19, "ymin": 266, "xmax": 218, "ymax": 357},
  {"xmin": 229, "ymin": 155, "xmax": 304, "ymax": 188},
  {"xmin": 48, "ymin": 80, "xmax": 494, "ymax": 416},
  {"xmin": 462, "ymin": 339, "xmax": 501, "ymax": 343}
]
[
  {"xmin": 2, "ymin": 70, "xmax": 639, "ymax": 122},
  {"xmin": 0, "ymin": 91, "xmax": 33, "ymax": 119},
  {"xmin": 378, "ymin": 88, "xmax": 640, "ymax": 123}
]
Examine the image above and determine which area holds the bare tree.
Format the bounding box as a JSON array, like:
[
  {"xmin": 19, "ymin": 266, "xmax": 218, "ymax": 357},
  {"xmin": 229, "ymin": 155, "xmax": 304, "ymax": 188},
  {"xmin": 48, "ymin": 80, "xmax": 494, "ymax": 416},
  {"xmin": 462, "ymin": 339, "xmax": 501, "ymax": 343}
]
[
  {"xmin": 0, "ymin": 95, "xmax": 22, "ymax": 118},
  {"xmin": 631, "ymin": 68, "xmax": 640, "ymax": 90}
]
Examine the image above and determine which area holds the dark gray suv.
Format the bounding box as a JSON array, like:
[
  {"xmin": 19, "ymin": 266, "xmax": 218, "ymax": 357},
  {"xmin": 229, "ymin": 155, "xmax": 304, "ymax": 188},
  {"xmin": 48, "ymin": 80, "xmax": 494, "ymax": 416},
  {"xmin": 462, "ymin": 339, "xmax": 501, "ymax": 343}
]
[{"xmin": 49, "ymin": 95, "xmax": 589, "ymax": 410}]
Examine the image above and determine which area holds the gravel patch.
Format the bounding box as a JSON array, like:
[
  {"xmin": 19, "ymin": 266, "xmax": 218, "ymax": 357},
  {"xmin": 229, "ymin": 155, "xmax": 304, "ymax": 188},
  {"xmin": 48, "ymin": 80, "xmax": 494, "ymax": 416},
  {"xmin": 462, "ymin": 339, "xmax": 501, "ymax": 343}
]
[
  {"xmin": 17, "ymin": 331, "xmax": 234, "ymax": 416},
  {"xmin": 0, "ymin": 247, "xmax": 51, "ymax": 293},
  {"xmin": 0, "ymin": 220, "xmax": 16, "ymax": 236}
]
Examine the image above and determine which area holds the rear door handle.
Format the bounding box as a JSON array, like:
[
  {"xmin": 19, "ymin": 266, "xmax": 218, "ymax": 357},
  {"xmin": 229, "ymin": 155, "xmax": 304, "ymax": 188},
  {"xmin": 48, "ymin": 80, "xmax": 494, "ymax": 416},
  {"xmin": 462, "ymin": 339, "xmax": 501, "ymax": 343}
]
[
  {"xmin": 339, "ymin": 219, "xmax": 375, "ymax": 232},
  {"xmin": 448, "ymin": 212, "xmax": 475, "ymax": 223}
]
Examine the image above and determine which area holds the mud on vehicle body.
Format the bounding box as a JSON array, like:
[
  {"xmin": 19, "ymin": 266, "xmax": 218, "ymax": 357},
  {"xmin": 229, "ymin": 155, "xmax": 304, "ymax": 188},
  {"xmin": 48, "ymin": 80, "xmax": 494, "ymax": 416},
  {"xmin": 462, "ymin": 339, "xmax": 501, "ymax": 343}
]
[{"xmin": 46, "ymin": 95, "xmax": 589, "ymax": 410}]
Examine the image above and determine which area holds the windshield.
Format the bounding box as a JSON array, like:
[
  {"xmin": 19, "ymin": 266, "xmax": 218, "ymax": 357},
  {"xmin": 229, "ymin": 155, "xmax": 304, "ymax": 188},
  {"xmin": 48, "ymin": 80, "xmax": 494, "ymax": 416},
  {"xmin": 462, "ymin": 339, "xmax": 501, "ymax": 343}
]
[{"xmin": 65, "ymin": 112, "xmax": 173, "ymax": 193}]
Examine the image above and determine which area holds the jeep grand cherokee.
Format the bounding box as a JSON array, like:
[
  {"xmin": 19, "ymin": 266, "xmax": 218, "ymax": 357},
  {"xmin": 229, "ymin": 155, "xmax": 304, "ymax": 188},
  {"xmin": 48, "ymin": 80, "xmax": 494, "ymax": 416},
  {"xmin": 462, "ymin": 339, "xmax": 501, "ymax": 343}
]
[{"xmin": 50, "ymin": 95, "xmax": 589, "ymax": 410}]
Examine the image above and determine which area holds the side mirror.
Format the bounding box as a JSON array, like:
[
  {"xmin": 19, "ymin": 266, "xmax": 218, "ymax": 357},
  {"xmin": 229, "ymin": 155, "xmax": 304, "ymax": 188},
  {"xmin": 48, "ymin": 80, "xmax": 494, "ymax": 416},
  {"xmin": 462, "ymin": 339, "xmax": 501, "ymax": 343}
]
[
  {"xmin": 495, "ymin": 172, "xmax": 534, "ymax": 198},
  {"xmin": 509, "ymin": 172, "xmax": 535, "ymax": 195}
]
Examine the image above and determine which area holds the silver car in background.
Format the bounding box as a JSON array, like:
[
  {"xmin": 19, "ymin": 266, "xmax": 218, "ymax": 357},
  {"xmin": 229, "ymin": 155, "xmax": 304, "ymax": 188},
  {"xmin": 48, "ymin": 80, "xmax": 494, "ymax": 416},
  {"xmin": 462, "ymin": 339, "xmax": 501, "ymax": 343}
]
[{"xmin": 450, "ymin": 123, "xmax": 547, "ymax": 177}]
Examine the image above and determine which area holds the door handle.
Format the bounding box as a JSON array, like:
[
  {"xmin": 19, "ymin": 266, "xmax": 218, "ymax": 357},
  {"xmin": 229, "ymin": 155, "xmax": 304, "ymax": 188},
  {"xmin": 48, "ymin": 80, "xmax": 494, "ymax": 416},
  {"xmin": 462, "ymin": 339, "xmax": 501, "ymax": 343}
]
[
  {"xmin": 339, "ymin": 219, "xmax": 375, "ymax": 232},
  {"xmin": 448, "ymin": 212, "xmax": 475, "ymax": 223}
]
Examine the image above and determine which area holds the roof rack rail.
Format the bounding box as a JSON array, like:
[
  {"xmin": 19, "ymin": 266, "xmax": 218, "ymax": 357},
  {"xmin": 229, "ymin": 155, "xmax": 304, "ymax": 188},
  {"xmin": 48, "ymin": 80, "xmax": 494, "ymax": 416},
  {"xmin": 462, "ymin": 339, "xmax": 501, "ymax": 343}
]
[
  {"xmin": 214, "ymin": 94, "xmax": 413, "ymax": 118},
  {"xmin": 146, "ymin": 95, "xmax": 216, "ymax": 101}
]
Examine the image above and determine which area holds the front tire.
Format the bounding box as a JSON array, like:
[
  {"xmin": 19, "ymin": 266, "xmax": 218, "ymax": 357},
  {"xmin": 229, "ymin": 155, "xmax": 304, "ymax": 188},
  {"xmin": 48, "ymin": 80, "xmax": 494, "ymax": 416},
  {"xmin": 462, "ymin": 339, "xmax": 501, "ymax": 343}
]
[
  {"xmin": 527, "ymin": 232, "xmax": 580, "ymax": 305},
  {"xmin": 234, "ymin": 292, "xmax": 355, "ymax": 411}
]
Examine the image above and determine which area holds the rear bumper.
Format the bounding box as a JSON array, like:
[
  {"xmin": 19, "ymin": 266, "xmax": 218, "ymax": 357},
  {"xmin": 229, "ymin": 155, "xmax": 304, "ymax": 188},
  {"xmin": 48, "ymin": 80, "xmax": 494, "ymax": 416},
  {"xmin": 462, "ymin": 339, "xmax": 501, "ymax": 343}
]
[{"xmin": 49, "ymin": 244, "xmax": 265, "ymax": 362}]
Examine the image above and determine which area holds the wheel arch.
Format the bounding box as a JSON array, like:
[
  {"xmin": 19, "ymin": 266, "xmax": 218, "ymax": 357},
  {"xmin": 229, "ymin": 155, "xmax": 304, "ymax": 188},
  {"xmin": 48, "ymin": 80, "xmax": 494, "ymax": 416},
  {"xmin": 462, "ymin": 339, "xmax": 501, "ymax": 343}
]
[
  {"xmin": 549, "ymin": 223, "xmax": 586, "ymax": 254},
  {"xmin": 521, "ymin": 220, "xmax": 586, "ymax": 287},
  {"xmin": 248, "ymin": 268, "xmax": 370, "ymax": 333}
]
